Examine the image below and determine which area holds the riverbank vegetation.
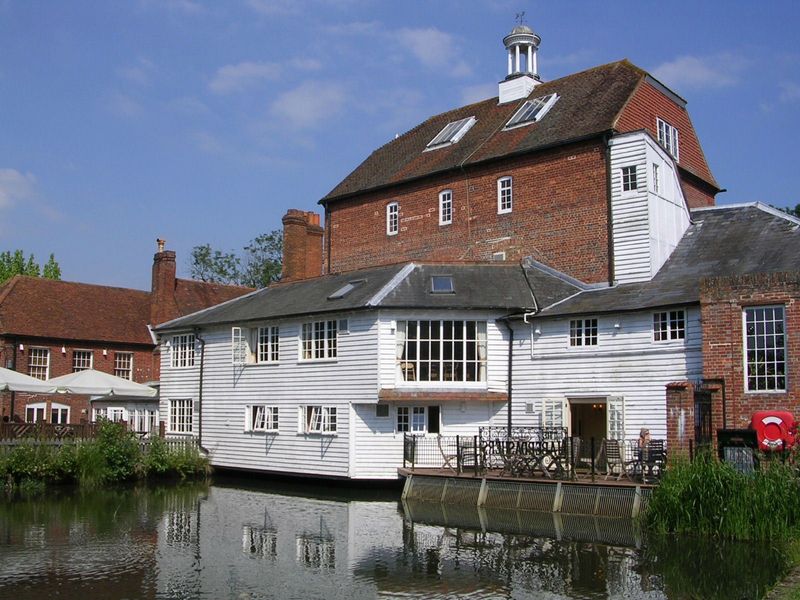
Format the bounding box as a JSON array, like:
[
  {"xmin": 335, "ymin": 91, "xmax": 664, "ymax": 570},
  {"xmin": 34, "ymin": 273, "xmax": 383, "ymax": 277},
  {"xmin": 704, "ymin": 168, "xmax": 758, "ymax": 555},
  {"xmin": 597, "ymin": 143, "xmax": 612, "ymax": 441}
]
[
  {"xmin": 0, "ymin": 421, "xmax": 207, "ymax": 492},
  {"xmin": 643, "ymin": 452, "xmax": 800, "ymax": 541}
]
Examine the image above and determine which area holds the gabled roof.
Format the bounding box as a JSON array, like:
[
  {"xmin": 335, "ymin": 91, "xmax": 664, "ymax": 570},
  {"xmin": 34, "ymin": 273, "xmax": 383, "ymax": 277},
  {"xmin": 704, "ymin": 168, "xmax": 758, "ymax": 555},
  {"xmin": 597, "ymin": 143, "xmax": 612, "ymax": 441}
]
[
  {"xmin": 154, "ymin": 262, "xmax": 582, "ymax": 331},
  {"xmin": 173, "ymin": 278, "xmax": 254, "ymax": 317},
  {"xmin": 537, "ymin": 204, "xmax": 800, "ymax": 317},
  {"xmin": 0, "ymin": 276, "xmax": 153, "ymax": 344},
  {"xmin": 322, "ymin": 60, "xmax": 648, "ymax": 203}
]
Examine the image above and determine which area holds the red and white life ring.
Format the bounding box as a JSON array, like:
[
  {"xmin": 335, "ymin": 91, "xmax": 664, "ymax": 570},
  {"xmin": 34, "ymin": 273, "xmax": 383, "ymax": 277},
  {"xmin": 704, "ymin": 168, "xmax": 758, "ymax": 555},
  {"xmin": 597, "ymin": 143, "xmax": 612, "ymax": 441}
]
[{"xmin": 751, "ymin": 411, "xmax": 796, "ymax": 452}]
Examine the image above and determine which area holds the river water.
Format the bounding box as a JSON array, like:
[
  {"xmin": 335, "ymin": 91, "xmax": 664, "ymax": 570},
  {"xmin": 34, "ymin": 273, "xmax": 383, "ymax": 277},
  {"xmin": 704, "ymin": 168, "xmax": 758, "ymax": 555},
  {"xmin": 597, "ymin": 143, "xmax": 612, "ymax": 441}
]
[{"xmin": 0, "ymin": 476, "xmax": 789, "ymax": 599}]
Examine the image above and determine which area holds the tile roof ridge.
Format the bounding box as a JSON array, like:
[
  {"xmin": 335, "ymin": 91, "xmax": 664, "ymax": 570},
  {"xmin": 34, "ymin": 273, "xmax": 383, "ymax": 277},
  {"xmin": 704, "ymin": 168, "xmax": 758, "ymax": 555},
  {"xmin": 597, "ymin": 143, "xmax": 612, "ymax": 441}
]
[
  {"xmin": 0, "ymin": 274, "xmax": 22, "ymax": 305},
  {"xmin": 6, "ymin": 275, "xmax": 150, "ymax": 296},
  {"xmin": 175, "ymin": 277, "xmax": 255, "ymax": 291},
  {"xmin": 693, "ymin": 202, "xmax": 800, "ymax": 226}
]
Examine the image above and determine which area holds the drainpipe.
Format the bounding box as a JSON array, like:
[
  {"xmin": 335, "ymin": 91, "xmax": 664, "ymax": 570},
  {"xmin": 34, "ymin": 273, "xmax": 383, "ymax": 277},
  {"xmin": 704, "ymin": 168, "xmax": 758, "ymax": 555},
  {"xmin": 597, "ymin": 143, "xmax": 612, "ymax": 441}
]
[
  {"xmin": 195, "ymin": 331, "xmax": 208, "ymax": 455},
  {"xmin": 498, "ymin": 318, "xmax": 514, "ymax": 435}
]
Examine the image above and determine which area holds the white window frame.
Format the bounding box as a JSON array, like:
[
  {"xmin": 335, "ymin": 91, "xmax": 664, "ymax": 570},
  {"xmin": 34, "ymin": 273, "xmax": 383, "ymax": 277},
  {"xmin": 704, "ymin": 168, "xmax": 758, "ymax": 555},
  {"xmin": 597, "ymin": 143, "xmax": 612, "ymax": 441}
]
[
  {"xmin": 108, "ymin": 407, "xmax": 126, "ymax": 423},
  {"xmin": 300, "ymin": 320, "xmax": 338, "ymax": 361},
  {"xmin": 131, "ymin": 408, "xmax": 157, "ymax": 434},
  {"xmin": 257, "ymin": 326, "xmax": 280, "ymax": 363},
  {"xmin": 744, "ymin": 306, "xmax": 786, "ymax": 392},
  {"xmin": 397, "ymin": 406, "xmax": 427, "ymax": 433},
  {"xmin": 170, "ymin": 334, "xmax": 196, "ymax": 368},
  {"xmin": 25, "ymin": 402, "xmax": 47, "ymax": 423},
  {"xmin": 652, "ymin": 163, "xmax": 660, "ymax": 195},
  {"xmin": 504, "ymin": 93, "xmax": 559, "ymax": 130},
  {"xmin": 28, "ymin": 347, "xmax": 50, "ymax": 380},
  {"xmin": 168, "ymin": 399, "xmax": 193, "ymax": 434},
  {"xmin": 299, "ymin": 405, "xmax": 337, "ymax": 435},
  {"xmin": 438, "ymin": 189, "xmax": 453, "ymax": 225},
  {"xmin": 50, "ymin": 402, "xmax": 70, "ymax": 424},
  {"xmin": 657, "ymin": 118, "xmax": 679, "ymax": 160},
  {"xmin": 386, "ymin": 202, "xmax": 399, "ymax": 236},
  {"xmin": 425, "ymin": 116, "xmax": 476, "ymax": 150},
  {"xmin": 497, "ymin": 176, "xmax": 513, "ymax": 214},
  {"xmin": 245, "ymin": 405, "xmax": 279, "ymax": 433},
  {"xmin": 653, "ymin": 310, "xmax": 686, "ymax": 342},
  {"xmin": 114, "ymin": 352, "xmax": 134, "ymax": 380},
  {"xmin": 621, "ymin": 165, "xmax": 638, "ymax": 192},
  {"xmin": 232, "ymin": 326, "xmax": 251, "ymax": 365},
  {"xmin": 396, "ymin": 320, "xmax": 488, "ymax": 384},
  {"xmin": 72, "ymin": 349, "xmax": 93, "ymax": 372},
  {"xmin": 569, "ymin": 318, "xmax": 598, "ymax": 347}
]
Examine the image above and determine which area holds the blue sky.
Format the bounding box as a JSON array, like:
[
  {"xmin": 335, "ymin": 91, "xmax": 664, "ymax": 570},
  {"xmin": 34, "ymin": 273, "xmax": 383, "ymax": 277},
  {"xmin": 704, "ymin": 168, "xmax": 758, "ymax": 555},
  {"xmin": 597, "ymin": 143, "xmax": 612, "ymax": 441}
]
[{"xmin": 1, "ymin": 1, "xmax": 798, "ymax": 289}]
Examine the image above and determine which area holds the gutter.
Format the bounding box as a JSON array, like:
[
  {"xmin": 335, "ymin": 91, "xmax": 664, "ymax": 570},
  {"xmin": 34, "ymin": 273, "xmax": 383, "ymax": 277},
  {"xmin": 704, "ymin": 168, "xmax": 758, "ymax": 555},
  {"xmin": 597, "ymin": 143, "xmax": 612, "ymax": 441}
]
[{"xmin": 497, "ymin": 317, "xmax": 515, "ymax": 434}]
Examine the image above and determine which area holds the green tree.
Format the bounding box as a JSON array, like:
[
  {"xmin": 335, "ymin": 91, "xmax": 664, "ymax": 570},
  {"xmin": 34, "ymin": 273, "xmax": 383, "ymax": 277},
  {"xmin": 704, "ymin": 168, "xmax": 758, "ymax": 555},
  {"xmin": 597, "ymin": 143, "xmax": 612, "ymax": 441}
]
[
  {"xmin": 189, "ymin": 230, "xmax": 282, "ymax": 288},
  {"xmin": 0, "ymin": 250, "xmax": 61, "ymax": 285}
]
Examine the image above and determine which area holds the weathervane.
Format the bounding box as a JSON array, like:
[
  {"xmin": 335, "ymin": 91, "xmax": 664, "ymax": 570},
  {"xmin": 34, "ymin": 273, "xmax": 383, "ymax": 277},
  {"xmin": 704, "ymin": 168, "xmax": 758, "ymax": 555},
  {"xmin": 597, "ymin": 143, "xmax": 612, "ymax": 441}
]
[{"xmin": 515, "ymin": 11, "xmax": 526, "ymax": 25}]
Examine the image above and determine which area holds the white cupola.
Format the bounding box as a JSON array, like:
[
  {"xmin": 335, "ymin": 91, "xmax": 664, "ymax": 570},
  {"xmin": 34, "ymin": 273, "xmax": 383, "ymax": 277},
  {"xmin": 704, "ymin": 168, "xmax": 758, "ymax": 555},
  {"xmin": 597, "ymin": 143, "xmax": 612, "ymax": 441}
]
[{"xmin": 498, "ymin": 23, "xmax": 542, "ymax": 104}]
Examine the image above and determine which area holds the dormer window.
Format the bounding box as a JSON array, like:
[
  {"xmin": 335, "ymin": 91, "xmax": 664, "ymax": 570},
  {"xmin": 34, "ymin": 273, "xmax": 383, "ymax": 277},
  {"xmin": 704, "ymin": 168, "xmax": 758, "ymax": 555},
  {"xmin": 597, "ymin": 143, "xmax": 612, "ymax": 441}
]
[
  {"xmin": 431, "ymin": 275, "xmax": 454, "ymax": 294},
  {"xmin": 504, "ymin": 93, "xmax": 558, "ymax": 129},
  {"xmin": 657, "ymin": 118, "xmax": 679, "ymax": 160},
  {"xmin": 425, "ymin": 116, "xmax": 476, "ymax": 151}
]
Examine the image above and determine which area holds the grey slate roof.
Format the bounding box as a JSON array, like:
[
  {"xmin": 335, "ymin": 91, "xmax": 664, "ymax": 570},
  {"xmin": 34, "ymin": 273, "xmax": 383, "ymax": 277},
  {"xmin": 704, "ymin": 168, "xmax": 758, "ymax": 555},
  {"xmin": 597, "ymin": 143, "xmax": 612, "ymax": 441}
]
[
  {"xmin": 154, "ymin": 262, "xmax": 581, "ymax": 331},
  {"xmin": 538, "ymin": 204, "xmax": 800, "ymax": 317}
]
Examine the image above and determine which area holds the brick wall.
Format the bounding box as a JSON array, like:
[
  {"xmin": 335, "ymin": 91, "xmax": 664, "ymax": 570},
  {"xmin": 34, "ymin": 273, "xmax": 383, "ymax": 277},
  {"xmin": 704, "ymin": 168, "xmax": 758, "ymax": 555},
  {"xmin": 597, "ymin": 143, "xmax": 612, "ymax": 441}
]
[
  {"xmin": 0, "ymin": 337, "xmax": 155, "ymax": 424},
  {"xmin": 666, "ymin": 381, "xmax": 694, "ymax": 457},
  {"xmin": 326, "ymin": 139, "xmax": 611, "ymax": 284},
  {"xmin": 700, "ymin": 272, "xmax": 800, "ymax": 429},
  {"xmin": 616, "ymin": 80, "xmax": 718, "ymax": 208}
]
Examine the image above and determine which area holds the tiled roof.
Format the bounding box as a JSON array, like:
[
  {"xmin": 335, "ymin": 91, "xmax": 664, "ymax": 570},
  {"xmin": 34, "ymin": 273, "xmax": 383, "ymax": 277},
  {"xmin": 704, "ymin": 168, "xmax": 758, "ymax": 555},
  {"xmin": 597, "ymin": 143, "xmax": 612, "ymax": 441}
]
[
  {"xmin": 537, "ymin": 204, "xmax": 800, "ymax": 317},
  {"xmin": 173, "ymin": 278, "xmax": 253, "ymax": 317},
  {"xmin": 155, "ymin": 261, "xmax": 581, "ymax": 331},
  {"xmin": 0, "ymin": 276, "xmax": 153, "ymax": 344},
  {"xmin": 322, "ymin": 61, "xmax": 648, "ymax": 203}
]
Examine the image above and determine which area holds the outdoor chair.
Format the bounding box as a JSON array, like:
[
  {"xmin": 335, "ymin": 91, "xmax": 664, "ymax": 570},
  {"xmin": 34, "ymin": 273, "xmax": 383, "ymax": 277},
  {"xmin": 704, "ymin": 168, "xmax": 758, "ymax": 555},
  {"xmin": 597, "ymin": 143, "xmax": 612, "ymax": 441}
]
[
  {"xmin": 603, "ymin": 439, "xmax": 633, "ymax": 480},
  {"xmin": 437, "ymin": 435, "xmax": 458, "ymax": 472},
  {"xmin": 642, "ymin": 439, "xmax": 666, "ymax": 482}
]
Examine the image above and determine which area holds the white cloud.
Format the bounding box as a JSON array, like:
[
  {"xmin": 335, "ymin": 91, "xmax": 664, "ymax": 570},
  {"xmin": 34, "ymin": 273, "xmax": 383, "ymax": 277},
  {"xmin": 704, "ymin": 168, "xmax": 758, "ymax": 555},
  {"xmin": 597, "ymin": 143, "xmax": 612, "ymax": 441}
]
[
  {"xmin": 394, "ymin": 27, "xmax": 471, "ymax": 76},
  {"xmin": 461, "ymin": 83, "xmax": 496, "ymax": 105},
  {"xmin": 106, "ymin": 92, "xmax": 143, "ymax": 117},
  {"xmin": 652, "ymin": 53, "xmax": 747, "ymax": 92},
  {"xmin": 270, "ymin": 81, "xmax": 346, "ymax": 129},
  {"xmin": 208, "ymin": 59, "xmax": 319, "ymax": 95},
  {"xmin": 779, "ymin": 81, "xmax": 800, "ymax": 104},
  {"xmin": 118, "ymin": 57, "xmax": 155, "ymax": 86},
  {"xmin": 0, "ymin": 168, "xmax": 36, "ymax": 209}
]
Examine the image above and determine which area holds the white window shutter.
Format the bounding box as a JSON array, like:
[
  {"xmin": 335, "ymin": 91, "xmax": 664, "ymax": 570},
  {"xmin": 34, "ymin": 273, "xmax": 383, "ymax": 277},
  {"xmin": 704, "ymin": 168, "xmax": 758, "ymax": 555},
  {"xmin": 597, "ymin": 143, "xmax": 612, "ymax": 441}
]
[
  {"xmin": 542, "ymin": 399, "xmax": 564, "ymax": 429},
  {"xmin": 607, "ymin": 396, "xmax": 625, "ymax": 441}
]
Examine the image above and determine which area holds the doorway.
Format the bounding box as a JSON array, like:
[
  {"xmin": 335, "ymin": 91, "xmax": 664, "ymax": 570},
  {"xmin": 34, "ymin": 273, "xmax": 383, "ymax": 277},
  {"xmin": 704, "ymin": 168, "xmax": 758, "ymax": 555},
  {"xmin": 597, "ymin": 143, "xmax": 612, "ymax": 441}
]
[{"xmin": 569, "ymin": 399, "xmax": 607, "ymax": 441}]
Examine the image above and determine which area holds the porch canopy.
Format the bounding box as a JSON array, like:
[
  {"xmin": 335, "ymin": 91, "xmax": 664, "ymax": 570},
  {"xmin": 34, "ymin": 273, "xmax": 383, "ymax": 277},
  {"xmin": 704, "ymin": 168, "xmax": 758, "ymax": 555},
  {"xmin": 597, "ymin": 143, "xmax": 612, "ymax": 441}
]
[
  {"xmin": 47, "ymin": 369, "xmax": 158, "ymax": 398},
  {"xmin": 0, "ymin": 366, "xmax": 56, "ymax": 393}
]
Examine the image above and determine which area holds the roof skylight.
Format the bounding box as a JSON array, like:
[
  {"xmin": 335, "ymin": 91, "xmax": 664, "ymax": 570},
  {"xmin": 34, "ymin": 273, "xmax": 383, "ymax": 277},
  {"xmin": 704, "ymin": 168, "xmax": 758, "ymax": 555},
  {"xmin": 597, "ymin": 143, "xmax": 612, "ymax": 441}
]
[
  {"xmin": 430, "ymin": 275, "xmax": 455, "ymax": 294},
  {"xmin": 504, "ymin": 93, "xmax": 558, "ymax": 130},
  {"xmin": 425, "ymin": 116, "xmax": 476, "ymax": 151},
  {"xmin": 328, "ymin": 279, "xmax": 365, "ymax": 300}
]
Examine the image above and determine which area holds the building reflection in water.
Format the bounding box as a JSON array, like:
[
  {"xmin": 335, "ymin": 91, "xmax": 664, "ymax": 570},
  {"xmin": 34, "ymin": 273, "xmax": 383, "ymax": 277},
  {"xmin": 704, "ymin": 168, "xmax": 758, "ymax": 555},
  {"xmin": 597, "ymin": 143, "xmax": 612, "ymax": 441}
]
[{"xmin": 0, "ymin": 480, "xmax": 789, "ymax": 599}]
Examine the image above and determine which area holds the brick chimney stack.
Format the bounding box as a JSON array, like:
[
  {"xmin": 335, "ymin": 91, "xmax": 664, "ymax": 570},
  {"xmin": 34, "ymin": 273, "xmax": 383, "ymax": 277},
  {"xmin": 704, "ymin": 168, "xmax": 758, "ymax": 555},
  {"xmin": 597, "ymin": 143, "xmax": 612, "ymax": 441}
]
[
  {"xmin": 282, "ymin": 210, "xmax": 324, "ymax": 282},
  {"xmin": 150, "ymin": 238, "xmax": 179, "ymax": 325}
]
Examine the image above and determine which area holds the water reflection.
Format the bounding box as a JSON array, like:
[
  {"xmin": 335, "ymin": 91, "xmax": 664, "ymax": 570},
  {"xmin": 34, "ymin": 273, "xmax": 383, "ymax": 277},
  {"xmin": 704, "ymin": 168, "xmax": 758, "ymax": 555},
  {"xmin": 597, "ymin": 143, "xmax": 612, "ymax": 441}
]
[{"xmin": 0, "ymin": 478, "xmax": 788, "ymax": 599}]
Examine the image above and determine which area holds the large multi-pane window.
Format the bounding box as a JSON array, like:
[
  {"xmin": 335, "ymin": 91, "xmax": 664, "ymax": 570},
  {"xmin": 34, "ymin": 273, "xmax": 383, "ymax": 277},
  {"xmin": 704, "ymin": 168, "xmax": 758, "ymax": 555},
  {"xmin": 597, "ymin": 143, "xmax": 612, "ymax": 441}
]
[
  {"xmin": 569, "ymin": 319, "xmax": 598, "ymax": 347},
  {"xmin": 497, "ymin": 176, "xmax": 513, "ymax": 214},
  {"xmin": 301, "ymin": 406, "xmax": 337, "ymax": 434},
  {"xmin": 301, "ymin": 320, "xmax": 338, "ymax": 360},
  {"xmin": 258, "ymin": 326, "xmax": 280, "ymax": 363},
  {"xmin": 653, "ymin": 310, "xmax": 686, "ymax": 341},
  {"xmin": 72, "ymin": 350, "xmax": 93, "ymax": 372},
  {"xmin": 171, "ymin": 334, "xmax": 195, "ymax": 368},
  {"xmin": 744, "ymin": 306, "xmax": 786, "ymax": 391},
  {"xmin": 439, "ymin": 189, "xmax": 453, "ymax": 225},
  {"xmin": 28, "ymin": 348, "xmax": 49, "ymax": 380},
  {"xmin": 396, "ymin": 320, "xmax": 487, "ymax": 382},
  {"xmin": 169, "ymin": 399, "xmax": 193, "ymax": 433},
  {"xmin": 657, "ymin": 118, "xmax": 679, "ymax": 160},
  {"xmin": 114, "ymin": 352, "xmax": 134, "ymax": 379}
]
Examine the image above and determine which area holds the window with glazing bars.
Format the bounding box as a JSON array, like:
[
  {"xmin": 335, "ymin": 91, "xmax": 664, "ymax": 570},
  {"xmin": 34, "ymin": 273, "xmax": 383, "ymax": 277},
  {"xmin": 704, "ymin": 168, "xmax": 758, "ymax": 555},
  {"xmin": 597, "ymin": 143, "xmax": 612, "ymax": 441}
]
[
  {"xmin": 28, "ymin": 348, "xmax": 49, "ymax": 380},
  {"xmin": 653, "ymin": 310, "xmax": 685, "ymax": 341},
  {"xmin": 258, "ymin": 326, "xmax": 280, "ymax": 362},
  {"xmin": 248, "ymin": 405, "xmax": 279, "ymax": 432},
  {"xmin": 386, "ymin": 202, "xmax": 399, "ymax": 235},
  {"xmin": 396, "ymin": 320, "xmax": 487, "ymax": 382},
  {"xmin": 114, "ymin": 352, "xmax": 133, "ymax": 379},
  {"xmin": 439, "ymin": 189, "xmax": 453, "ymax": 225},
  {"xmin": 622, "ymin": 165, "xmax": 638, "ymax": 191},
  {"xmin": 657, "ymin": 118, "xmax": 679, "ymax": 160},
  {"xmin": 169, "ymin": 399, "xmax": 193, "ymax": 433},
  {"xmin": 303, "ymin": 406, "xmax": 337, "ymax": 433},
  {"xmin": 301, "ymin": 320, "xmax": 338, "ymax": 360},
  {"xmin": 171, "ymin": 334, "xmax": 195, "ymax": 367},
  {"xmin": 497, "ymin": 176, "xmax": 512, "ymax": 213},
  {"xmin": 397, "ymin": 406, "xmax": 426, "ymax": 433},
  {"xmin": 72, "ymin": 350, "xmax": 93, "ymax": 372},
  {"xmin": 744, "ymin": 306, "xmax": 786, "ymax": 391},
  {"xmin": 570, "ymin": 319, "xmax": 598, "ymax": 346}
]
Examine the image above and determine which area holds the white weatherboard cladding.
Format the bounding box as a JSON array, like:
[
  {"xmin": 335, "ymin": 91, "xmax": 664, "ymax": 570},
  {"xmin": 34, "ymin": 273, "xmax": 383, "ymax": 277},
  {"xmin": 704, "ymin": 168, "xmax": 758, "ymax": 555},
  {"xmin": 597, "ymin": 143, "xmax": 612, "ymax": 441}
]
[
  {"xmin": 377, "ymin": 311, "xmax": 509, "ymax": 392},
  {"xmin": 160, "ymin": 314, "xmax": 379, "ymax": 478},
  {"xmin": 610, "ymin": 133, "xmax": 690, "ymax": 284},
  {"xmin": 351, "ymin": 401, "xmax": 503, "ymax": 479},
  {"xmin": 514, "ymin": 307, "xmax": 702, "ymax": 440},
  {"xmin": 159, "ymin": 346, "xmax": 200, "ymax": 436}
]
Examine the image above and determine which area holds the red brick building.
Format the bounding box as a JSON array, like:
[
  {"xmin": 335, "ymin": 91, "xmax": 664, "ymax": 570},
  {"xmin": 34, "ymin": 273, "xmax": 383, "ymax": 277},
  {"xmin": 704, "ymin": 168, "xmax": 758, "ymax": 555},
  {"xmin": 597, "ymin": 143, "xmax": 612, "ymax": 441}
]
[{"xmin": 0, "ymin": 243, "xmax": 251, "ymax": 424}]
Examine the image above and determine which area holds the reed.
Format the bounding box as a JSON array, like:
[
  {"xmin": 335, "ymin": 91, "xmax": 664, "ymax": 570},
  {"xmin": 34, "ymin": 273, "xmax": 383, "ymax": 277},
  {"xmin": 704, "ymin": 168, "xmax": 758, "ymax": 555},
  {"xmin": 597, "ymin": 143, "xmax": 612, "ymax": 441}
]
[{"xmin": 644, "ymin": 452, "xmax": 800, "ymax": 541}]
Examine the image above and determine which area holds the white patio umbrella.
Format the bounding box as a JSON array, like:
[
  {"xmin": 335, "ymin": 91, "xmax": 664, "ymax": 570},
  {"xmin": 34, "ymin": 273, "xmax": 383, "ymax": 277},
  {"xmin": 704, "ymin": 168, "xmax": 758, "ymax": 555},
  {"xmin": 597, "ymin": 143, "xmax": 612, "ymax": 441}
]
[
  {"xmin": 0, "ymin": 366, "xmax": 56, "ymax": 393},
  {"xmin": 47, "ymin": 369, "xmax": 158, "ymax": 398}
]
